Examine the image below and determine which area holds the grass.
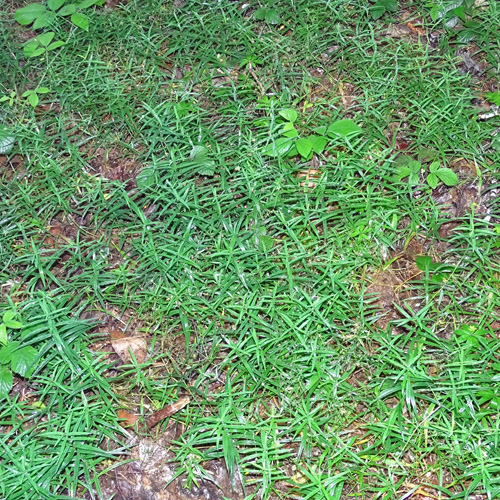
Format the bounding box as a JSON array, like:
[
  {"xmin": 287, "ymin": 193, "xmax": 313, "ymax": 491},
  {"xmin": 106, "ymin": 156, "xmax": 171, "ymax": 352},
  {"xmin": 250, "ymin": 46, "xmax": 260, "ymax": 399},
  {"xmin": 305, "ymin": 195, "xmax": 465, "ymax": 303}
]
[{"xmin": 1, "ymin": 0, "xmax": 500, "ymax": 498}]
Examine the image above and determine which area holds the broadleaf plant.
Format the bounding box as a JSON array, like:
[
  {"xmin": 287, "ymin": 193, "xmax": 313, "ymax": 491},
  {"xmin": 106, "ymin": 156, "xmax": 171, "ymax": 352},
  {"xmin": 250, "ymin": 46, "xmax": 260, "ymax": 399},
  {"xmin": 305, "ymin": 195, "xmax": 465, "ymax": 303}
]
[
  {"xmin": 0, "ymin": 310, "xmax": 38, "ymax": 399},
  {"xmin": 262, "ymin": 107, "xmax": 362, "ymax": 160}
]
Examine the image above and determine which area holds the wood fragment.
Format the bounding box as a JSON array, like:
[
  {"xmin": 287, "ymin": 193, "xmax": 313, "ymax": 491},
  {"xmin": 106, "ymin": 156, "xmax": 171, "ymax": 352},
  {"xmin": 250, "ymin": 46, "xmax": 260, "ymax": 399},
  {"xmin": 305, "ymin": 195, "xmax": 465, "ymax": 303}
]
[{"xmin": 146, "ymin": 397, "xmax": 190, "ymax": 429}]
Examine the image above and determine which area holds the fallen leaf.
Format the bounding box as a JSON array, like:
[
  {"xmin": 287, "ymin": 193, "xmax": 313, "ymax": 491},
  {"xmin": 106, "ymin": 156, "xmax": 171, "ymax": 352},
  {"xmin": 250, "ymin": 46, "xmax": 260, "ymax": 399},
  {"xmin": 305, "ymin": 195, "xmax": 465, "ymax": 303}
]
[
  {"xmin": 118, "ymin": 409, "xmax": 139, "ymax": 428},
  {"xmin": 111, "ymin": 337, "xmax": 147, "ymax": 363}
]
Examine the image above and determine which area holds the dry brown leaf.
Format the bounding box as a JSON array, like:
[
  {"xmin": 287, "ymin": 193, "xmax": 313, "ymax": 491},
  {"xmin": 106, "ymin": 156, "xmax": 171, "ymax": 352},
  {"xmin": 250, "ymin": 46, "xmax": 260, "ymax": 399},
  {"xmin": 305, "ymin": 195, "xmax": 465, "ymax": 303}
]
[
  {"xmin": 111, "ymin": 337, "xmax": 147, "ymax": 363},
  {"xmin": 118, "ymin": 409, "xmax": 139, "ymax": 428}
]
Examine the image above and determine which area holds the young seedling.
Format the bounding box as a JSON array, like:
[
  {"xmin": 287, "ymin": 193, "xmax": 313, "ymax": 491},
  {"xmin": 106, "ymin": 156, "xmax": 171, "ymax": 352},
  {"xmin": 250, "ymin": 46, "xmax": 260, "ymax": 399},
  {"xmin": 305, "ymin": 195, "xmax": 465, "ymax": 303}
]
[
  {"xmin": 262, "ymin": 107, "xmax": 362, "ymax": 161},
  {"xmin": 395, "ymin": 154, "xmax": 458, "ymax": 189},
  {"xmin": 0, "ymin": 311, "xmax": 38, "ymax": 399}
]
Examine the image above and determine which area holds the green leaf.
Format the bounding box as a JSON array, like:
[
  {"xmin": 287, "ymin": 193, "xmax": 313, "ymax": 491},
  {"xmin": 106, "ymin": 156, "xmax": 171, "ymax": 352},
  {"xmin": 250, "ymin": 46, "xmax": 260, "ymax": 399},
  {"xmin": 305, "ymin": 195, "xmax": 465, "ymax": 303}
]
[
  {"xmin": 27, "ymin": 92, "xmax": 39, "ymax": 108},
  {"xmin": 415, "ymin": 255, "xmax": 433, "ymax": 272},
  {"xmin": 263, "ymin": 136, "xmax": 294, "ymax": 157},
  {"xmin": 395, "ymin": 165, "xmax": 412, "ymax": 181},
  {"xmin": 3, "ymin": 312, "xmax": 22, "ymax": 329},
  {"xmin": 408, "ymin": 173, "xmax": 420, "ymax": 186},
  {"xmin": 11, "ymin": 346, "xmax": 38, "ymax": 377},
  {"xmin": 58, "ymin": 3, "xmax": 77, "ymax": 15},
  {"xmin": 136, "ymin": 167, "xmax": 157, "ymax": 189},
  {"xmin": 265, "ymin": 8, "xmax": 280, "ymax": 24},
  {"xmin": 258, "ymin": 235, "xmax": 274, "ymax": 253},
  {"xmin": 36, "ymin": 31, "xmax": 55, "ymax": 47},
  {"xmin": 279, "ymin": 109, "xmax": 298, "ymax": 123},
  {"xmin": 0, "ymin": 325, "xmax": 6, "ymax": 346},
  {"xmin": 428, "ymin": 161, "xmax": 440, "ymax": 173},
  {"xmin": 32, "ymin": 11, "xmax": 55, "ymax": 29},
  {"xmin": 26, "ymin": 46, "xmax": 46, "ymax": 57},
  {"xmin": 78, "ymin": 0, "xmax": 99, "ymax": 7},
  {"xmin": 0, "ymin": 366, "xmax": 12, "ymax": 399},
  {"xmin": 417, "ymin": 147, "xmax": 438, "ymax": 163},
  {"xmin": 281, "ymin": 122, "xmax": 298, "ymax": 138},
  {"xmin": 427, "ymin": 172, "xmax": 439, "ymax": 189},
  {"xmin": 48, "ymin": 0, "xmax": 66, "ymax": 10},
  {"xmin": 47, "ymin": 40, "xmax": 65, "ymax": 51},
  {"xmin": 436, "ymin": 168, "xmax": 458, "ymax": 186},
  {"xmin": 36, "ymin": 87, "xmax": 50, "ymax": 94},
  {"xmin": 380, "ymin": 0, "xmax": 397, "ymax": 12},
  {"xmin": 429, "ymin": 5, "xmax": 439, "ymax": 21},
  {"xmin": 486, "ymin": 91, "xmax": 500, "ymax": 106},
  {"xmin": 190, "ymin": 145, "xmax": 207, "ymax": 159},
  {"xmin": 408, "ymin": 160, "xmax": 421, "ymax": 174},
  {"xmin": 0, "ymin": 342, "xmax": 20, "ymax": 363},
  {"xmin": 196, "ymin": 160, "xmax": 216, "ymax": 176},
  {"xmin": 393, "ymin": 155, "xmax": 412, "ymax": 167},
  {"xmin": 254, "ymin": 7, "xmax": 267, "ymax": 20},
  {"xmin": 71, "ymin": 12, "xmax": 89, "ymax": 30},
  {"xmin": 327, "ymin": 119, "xmax": 362, "ymax": 137},
  {"xmin": 296, "ymin": 138, "xmax": 312, "ymax": 158},
  {"xmin": 14, "ymin": 3, "xmax": 46, "ymax": 25},
  {"xmin": 308, "ymin": 135, "xmax": 327, "ymax": 154},
  {"xmin": 0, "ymin": 127, "xmax": 15, "ymax": 154},
  {"xmin": 370, "ymin": 6, "xmax": 385, "ymax": 20}
]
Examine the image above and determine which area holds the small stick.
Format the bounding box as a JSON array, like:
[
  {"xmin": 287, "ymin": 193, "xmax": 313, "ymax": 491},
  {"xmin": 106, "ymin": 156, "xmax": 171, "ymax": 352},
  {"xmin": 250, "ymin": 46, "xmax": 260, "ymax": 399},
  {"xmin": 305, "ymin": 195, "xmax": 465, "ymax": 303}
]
[
  {"xmin": 146, "ymin": 397, "xmax": 190, "ymax": 429},
  {"xmin": 247, "ymin": 62, "xmax": 266, "ymax": 96}
]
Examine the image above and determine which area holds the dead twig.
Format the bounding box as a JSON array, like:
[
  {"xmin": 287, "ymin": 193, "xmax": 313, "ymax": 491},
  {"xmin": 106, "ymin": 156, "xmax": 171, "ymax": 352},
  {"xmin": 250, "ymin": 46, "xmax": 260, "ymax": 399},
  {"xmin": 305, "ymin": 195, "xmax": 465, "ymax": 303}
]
[{"xmin": 146, "ymin": 397, "xmax": 190, "ymax": 429}]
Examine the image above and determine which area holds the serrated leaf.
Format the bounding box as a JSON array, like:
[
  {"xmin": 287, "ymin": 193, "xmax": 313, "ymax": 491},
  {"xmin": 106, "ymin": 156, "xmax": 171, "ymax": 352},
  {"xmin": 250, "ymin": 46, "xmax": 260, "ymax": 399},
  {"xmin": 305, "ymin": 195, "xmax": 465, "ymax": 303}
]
[
  {"xmin": 263, "ymin": 136, "xmax": 294, "ymax": 157},
  {"xmin": 0, "ymin": 128, "xmax": 15, "ymax": 155},
  {"xmin": 14, "ymin": 3, "xmax": 46, "ymax": 25},
  {"xmin": 136, "ymin": 167, "xmax": 156, "ymax": 189},
  {"xmin": 58, "ymin": 3, "xmax": 77, "ymax": 15},
  {"xmin": 11, "ymin": 346, "xmax": 38, "ymax": 377},
  {"xmin": 37, "ymin": 31, "xmax": 55, "ymax": 47},
  {"xmin": 427, "ymin": 172, "xmax": 439, "ymax": 189},
  {"xmin": 48, "ymin": 0, "xmax": 66, "ymax": 10},
  {"xmin": 196, "ymin": 160, "xmax": 216, "ymax": 176},
  {"xmin": 278, "ymin": 109, "xmax": 297, "ymax": 123},
  {"xmin": 296, "ymin": 137, "xmax": 312, "ymax": 158},
  {"xmin": 71, "ymin": 12, "xmax": 89, "ymax": 30},
  {"xmin": 308, "ymin": 135, "xmax": 327, "ymax": 154},
  {"xmin": 327, "ymin": 119, "xmax": 362, "ymax": 137},
  {"xmin": 417, "ymin": 147, "xmax": 438, "ymax": 163},
  {"xmin": 0, "ymin": 366, "xmax": 12, "ymax": 399},
  {"xmin": 265, "ymin": 8, "xmax": 280, "ymax": 24},
  {"xmin": 436, "ymin": 168, "xmax": 458, "ymax": 186},
  {"xmin": 0, "ymin": 342, "xmax": 20, "ymax": 363},
  {"xmin": 393, "ymin": 155, "xmax": 412, "ymax": 167},
  {"xmin": 408, "ymin": 160, "xmax": 421, "ymax": 173}
]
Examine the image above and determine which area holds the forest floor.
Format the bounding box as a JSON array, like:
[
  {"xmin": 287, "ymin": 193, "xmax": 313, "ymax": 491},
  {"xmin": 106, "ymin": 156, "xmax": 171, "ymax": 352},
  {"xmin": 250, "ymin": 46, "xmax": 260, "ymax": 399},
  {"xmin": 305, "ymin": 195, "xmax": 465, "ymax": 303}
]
[{"xmin": 1, "ymin": 0, "xmax": 500, "ymax": 499}]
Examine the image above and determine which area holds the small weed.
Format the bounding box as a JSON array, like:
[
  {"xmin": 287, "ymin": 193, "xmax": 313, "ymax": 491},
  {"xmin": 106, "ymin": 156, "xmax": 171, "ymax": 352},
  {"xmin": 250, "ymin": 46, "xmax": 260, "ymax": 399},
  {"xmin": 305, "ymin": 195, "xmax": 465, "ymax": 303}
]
[
  {"xmin": 395, "ymin": 155, "xmax": 459, "ymax": 189},
  {"xmin": 261, "ymin": 105, "xmax": 362, "ymax": 160},
  {"xmin": 0, "ymin": 310, "xmax": 38, "ymax": 399},
  {"xmin": 370, "ymin": 0, "xmax": 398, "ymax": 20}
]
